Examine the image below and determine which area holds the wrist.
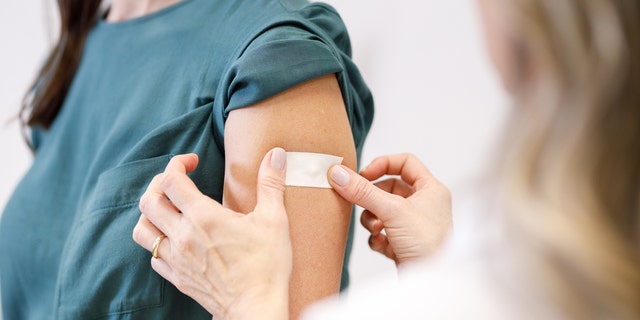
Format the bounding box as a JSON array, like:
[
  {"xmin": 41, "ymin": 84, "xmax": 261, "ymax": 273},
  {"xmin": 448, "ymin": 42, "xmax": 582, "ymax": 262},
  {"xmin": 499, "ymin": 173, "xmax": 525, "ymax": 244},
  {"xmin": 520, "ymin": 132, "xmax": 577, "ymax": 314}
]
[{"xmin": 225, "ymin": 281, "xmax": 290, "ymax": 320}]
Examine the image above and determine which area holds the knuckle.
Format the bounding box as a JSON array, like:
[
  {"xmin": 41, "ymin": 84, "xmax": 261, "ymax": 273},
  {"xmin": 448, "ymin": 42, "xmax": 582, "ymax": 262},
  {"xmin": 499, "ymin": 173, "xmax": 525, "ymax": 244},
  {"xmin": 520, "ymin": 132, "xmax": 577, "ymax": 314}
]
[
  {"xmin": 152, "ymin": 173, "xmax": 164, "ymax": 183},
  {"xmin": 174, "ymin": 236, "xmax": 191, "ymax": 253},
  {"xmin": 168, "ymin": 156, "xmax": 180, "ymax": 165},
  {"xmin": 139, "ymin": 194, "xmax": 151, "ymax": 213},
  {"xmin": 396, "ymin": 152, "xmax": 416, "ymax": 164},
  {"xmin": 148, "ymin": 173, "xmax": 164, "ymax": 188},
  {"xmin": 140, "ymin": 174, "xmax": 164, "ymax": 212},
  {"xmin": 351, "ymin": 177, "xmax": 374, "ymax": 203},
  {"xmin": 148, "ymin": 173, "xmax": 163, "ymax": 187},
  {"xmin": 131, "ymin": 224, "xmax": 143, "ymax": 243},
  {"xmin": 139, "ymin": 192, "xmax": 162, "ymax": 213},
  {"xmin": 257, "ymin": 179, "xmax": 285, "ymax": 210},
  {"xmin": 370, "ymin": 155, "xmax": 386, "ymax": 164},
  {"xmin": 260, "ymin": 174, "xmax": 285, "ymax": 193},
  {"xmin": 403, "ymin": 152, "xmax": 416, "ymax": 159},
  {"xmin": 160, "ymin": 172, "xmax": 179, "ymax": 190}
]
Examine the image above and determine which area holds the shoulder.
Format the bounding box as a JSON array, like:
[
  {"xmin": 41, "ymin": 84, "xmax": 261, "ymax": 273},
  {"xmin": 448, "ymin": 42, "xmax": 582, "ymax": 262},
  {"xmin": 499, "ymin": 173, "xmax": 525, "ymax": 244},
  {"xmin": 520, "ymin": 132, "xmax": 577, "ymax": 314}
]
[
  {"xmin": 208, "ymin": 1, "xmax": 372, "ymax": 150},
  {"xmin": 233, "ymin": 1, "xmax": 351, "ymax": 56},
  {"xmin": 212, "ymin": 1, "xmax": 357, "ymax": 106}
]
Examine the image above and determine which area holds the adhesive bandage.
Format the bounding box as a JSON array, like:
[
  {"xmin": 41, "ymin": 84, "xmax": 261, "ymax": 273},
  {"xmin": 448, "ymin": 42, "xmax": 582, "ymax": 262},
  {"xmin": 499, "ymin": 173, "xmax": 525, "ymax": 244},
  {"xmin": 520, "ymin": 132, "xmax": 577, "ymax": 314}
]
[{"xmin": 285, "ymin": 152, "xmax": 343, "ymax": 188}]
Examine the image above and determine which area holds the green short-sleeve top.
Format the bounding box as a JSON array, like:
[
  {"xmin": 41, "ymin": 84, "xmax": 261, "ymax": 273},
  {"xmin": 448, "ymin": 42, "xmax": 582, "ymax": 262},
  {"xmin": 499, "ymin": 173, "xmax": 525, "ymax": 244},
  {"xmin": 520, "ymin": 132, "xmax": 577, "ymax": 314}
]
[{"xmin": 0, "ymin": 0, "xmax": 374, "ymax": 318}]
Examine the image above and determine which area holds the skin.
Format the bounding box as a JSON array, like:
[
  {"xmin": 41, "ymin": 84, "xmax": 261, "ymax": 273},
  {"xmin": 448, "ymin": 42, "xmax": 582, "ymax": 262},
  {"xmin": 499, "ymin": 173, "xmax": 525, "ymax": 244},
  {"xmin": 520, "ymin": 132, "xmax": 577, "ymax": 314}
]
[
  {"xmin": 106, "ymin": 0, "xmax": 181, "ymax": 22},
  {"xmin": 134, "ymin": 150, "xmax": 452, "ymax": 318},
  {"xmin": 222, "ymin": 74, "xmax": 356, "ymax": 318},
  {"xmin": 328, "ymin": 154, "xmax": 452, "ymax": 265},
  {"xmin": 118, "ymin": 2, "xmax": 356, "ymax": 317},
  {"xmin": 135, "ymin": 74, "xmax": 356, "ymax": 319},
  {"xmin": 135, "ymin": 1, "xmax": 640, "ymax": 318},
  {"xmin": 129, "ymin": 1, "xmax": 527, "ymax": 318},
  {"xmin": 135, "ymin": 150, "xmax": 291, "ymax": 319}
]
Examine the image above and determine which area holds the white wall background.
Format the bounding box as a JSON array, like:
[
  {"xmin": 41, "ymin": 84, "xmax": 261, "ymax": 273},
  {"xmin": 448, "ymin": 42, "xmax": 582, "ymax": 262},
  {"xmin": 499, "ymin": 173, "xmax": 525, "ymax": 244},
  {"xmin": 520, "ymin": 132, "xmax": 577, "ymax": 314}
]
[{"xmin": 0, "ymin": 0, "xmax": 508, "ymax": 317}]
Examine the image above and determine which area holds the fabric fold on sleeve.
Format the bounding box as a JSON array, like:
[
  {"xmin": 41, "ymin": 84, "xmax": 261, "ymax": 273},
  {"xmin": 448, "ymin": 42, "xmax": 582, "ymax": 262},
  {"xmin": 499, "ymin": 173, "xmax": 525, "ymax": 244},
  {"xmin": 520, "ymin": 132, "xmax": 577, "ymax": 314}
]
[{"xmin": 212, "ymin": 37, "xmax": 344, "ymax": 147}]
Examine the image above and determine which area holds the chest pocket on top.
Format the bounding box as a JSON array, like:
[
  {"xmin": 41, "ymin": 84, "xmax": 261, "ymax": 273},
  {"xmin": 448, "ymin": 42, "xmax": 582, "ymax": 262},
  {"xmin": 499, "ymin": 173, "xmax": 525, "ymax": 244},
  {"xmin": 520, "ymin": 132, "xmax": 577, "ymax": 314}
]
[{"xmin": 56, "ymin": 155, "xmax": 172, "ymax": 319}]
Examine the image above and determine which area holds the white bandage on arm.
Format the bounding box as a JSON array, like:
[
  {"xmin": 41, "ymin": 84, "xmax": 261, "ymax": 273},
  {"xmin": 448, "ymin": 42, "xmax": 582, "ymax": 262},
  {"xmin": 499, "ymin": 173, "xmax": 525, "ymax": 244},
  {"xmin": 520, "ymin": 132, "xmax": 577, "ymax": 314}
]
[{"xmin": 285, "ymin": 152, "xmax": 343, "ymax": 188}]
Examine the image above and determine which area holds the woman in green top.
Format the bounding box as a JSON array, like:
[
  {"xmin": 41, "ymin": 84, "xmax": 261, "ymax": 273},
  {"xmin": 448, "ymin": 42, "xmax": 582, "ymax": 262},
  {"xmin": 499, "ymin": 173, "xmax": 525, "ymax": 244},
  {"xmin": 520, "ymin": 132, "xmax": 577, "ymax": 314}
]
[
  {"xmin": 0, "ymin": 0, "xmax": 373, "ymax": 319},
  {"xmin": 135, "ymin": 0, "xmax": 640, "ymax": 318}
]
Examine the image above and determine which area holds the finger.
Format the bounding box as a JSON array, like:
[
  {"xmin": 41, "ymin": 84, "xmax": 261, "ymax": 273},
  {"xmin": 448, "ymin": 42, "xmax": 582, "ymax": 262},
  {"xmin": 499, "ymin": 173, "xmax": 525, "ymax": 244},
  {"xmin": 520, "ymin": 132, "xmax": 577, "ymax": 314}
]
[
  {"xmin": 161, "ymin": 155, "xmax": 221, "ymax": 216},
  {"xmin": 165, "ymin": 153, "xmax": 200, "ymax": 175},
  {"xmin": 328, "ymin": 165, "xmax": 403, "ymax": 220},
  {"xmin": 360, "ymin": 154, "xmax": 433, "ymax": 189},
  {"xmin": 139, "ymin": 176, "xmax": 182, "ymax": 237},
  {"xmin": 142, "ymin": 173, "xmax": 168, "ymax": 202},
  {"xmin": 368, "ymin": 233, "xmax": 386, "ymax": 254},
  {"xmin": 254, "ymin": 147, "xmax": 287, "ymax": 214},
  {"xmin": 132, "ymin": 214, "xmax": 162, "ymax": 251},
  {"xmin": 368, "ymin": 234, "xmax": 397, "ymax": 263},
  {"xmin": 151, "ymin": 256, "xmax": 175, "ymax": 284},
  {"xmin": 373, "ymin": 178, "xmax": 414, "ymax": 198},
  {"xmin": 360, "ymin": 210, "xmax": 383, "ymax": 235},
  {"xmin": 132, "ymin": 215, "xmax": 171, "ymax": 261}
]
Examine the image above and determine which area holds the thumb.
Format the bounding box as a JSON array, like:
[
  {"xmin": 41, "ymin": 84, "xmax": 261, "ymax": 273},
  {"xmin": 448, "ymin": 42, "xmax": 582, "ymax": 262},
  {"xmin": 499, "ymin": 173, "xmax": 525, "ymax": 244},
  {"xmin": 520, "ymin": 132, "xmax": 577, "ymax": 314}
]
[
  {"xmin": 328, "ymin": 165, "xmax": 402, "ymax": 220},
  {"xmin": 254, "ymin": 147, "xmax": 287, "ymax": 213},
  {"xmin": 165, "ymin": 153, "xmax": 199, "ymax": 174}
]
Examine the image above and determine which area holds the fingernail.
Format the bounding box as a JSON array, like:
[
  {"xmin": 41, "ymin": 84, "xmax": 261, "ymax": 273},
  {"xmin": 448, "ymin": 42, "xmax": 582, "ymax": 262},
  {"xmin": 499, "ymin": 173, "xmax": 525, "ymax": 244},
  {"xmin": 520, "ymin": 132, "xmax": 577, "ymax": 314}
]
[
  {"xmin": 330, "ymin": 165, "xmax": 350, "ymax": 186},
  {"xmin": 271, "ymin": 148, "xmax": 286, "ymax": 170}
]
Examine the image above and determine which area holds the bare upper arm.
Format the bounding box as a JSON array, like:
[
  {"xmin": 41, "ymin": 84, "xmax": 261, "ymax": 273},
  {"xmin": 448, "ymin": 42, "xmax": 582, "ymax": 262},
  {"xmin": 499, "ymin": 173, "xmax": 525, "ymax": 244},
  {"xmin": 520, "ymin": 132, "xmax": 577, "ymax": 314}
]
[{"xmin": 223, "ymin": 73, "xmax": 355, "ymax": 319}]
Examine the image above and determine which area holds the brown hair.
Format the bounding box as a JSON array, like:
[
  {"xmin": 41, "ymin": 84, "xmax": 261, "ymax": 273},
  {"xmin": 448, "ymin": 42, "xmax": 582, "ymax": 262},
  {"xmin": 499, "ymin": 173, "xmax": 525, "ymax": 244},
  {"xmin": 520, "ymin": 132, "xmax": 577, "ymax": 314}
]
[
  {"xmin": 496, "ymin": 0, "xmax": 639, "ymax": 318},
  {"xmin": 20, "ymin": 0, "xmax": 102, "ymax": 131}
]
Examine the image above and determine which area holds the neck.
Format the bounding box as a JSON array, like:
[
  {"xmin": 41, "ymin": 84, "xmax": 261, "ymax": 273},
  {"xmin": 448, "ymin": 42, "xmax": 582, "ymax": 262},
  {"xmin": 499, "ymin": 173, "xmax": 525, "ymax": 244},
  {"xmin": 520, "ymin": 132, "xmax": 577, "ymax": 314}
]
[{"xmin": 106, "ymin": 0, "xmax": 181, "ymax": 22}]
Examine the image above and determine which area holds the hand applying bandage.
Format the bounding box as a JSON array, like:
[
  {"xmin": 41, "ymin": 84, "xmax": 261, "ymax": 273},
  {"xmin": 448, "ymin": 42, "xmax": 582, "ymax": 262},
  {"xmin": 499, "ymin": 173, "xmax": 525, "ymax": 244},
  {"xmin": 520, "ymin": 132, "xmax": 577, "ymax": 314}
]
[
  {"xmin": 328, "ymin": 153, "xmax": 453, "ymax": 265},
  {"xmin": 133, "ymin": 148, "xmax": 292, "ymax": 319},
  {"xmin": 132, "ymin": 149, "xmax": 452, "ymax": 319}
]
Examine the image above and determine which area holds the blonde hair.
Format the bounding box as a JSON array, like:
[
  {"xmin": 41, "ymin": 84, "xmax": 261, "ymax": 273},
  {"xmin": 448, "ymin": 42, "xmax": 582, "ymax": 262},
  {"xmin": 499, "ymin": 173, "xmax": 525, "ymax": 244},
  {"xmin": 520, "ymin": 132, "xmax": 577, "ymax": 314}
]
[{"xmin": 495, "ymin": 0, "xmax": 640, "ymax": 318}]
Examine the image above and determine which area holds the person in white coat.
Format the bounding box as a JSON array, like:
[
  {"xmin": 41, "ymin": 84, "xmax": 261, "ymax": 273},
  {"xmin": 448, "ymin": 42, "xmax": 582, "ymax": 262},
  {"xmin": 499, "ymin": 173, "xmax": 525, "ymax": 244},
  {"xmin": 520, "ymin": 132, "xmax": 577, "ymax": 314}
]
[{"xmin": 133, "ymin": 0, "xmax": 640, "ymax": 318}]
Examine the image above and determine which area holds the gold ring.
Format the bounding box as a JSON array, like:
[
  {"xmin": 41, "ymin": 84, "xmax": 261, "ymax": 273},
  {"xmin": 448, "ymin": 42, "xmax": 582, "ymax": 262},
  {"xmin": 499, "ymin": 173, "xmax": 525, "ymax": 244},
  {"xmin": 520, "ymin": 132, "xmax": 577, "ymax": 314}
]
[{"xmin": 152, "ymin": 234, "xmax": 167, "ymax": 259}]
